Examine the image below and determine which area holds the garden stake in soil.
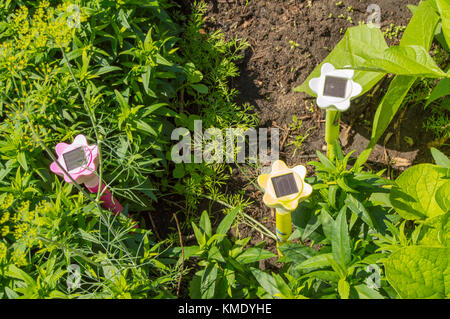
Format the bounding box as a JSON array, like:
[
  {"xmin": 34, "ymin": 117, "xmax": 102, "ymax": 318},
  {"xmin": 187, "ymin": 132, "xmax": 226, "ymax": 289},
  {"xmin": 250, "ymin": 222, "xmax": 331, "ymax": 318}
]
[
  {"xmin": 258, "ymin": 160, "xmax": 313, "ymax": 256},
  {"xmin": 49, "ymin": 134, "xmax": 126, "ymax": 218},
  {"xmin": 309, "ymin": 63, "xmax": 362, "ymax": 161}
]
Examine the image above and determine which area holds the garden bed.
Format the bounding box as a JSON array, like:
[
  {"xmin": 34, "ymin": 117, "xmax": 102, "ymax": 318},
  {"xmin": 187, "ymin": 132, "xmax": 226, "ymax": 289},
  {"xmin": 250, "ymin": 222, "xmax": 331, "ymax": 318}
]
[{"xmin": 196, "ymin": 0, "xmax": 448, "ymax": 268}]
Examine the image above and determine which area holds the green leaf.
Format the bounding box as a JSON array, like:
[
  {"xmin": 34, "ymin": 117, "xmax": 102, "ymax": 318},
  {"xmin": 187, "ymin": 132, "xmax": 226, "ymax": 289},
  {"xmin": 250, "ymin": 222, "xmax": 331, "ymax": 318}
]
[
  {"xmin": 249, "ymin": 268, "xmax": 280, "ymax": 298},
  {"xmin": 278, "ymin": 244, "xmax": 318, "ymax": 264},
  {"xmin": 400, "ymin": 1, "xmax": 440, "ymax": 48},
  {"xmin": 425, "ymin": 79, "xmax": 450, "ymax": 108},
  {"xmin": 390, "ymin": 164, "xmax": 447, "ymax": 220},
  {"xmin": 436, "ymin": 0, "xmax": 450, "ymax": 47},
  {"xmin": 190, "ymin": 83, "xmax": 208, "ymax": 94},
  {"xmin": 385, "ymin": 246, "xmax": 450, "ymax": 298},
  {"xmin": 199, "ymin": 210, "xmax": 212, "ymax": 238},
  {"xmin": 236, "ymin": 248, "xmax": 276, "ymax": 264},
  {"xmin": 436, "ymin": 182, "xmax": 450, "ymax": 213},
  {"xmin": 216, "ymin": 207, "xmax": 239, "ymax": 237},
  {"xmin": 345, "ymin": 194, "xmax": 374, "ymax": 229},
  {"xmin": 191, "ymin": 222, "xmax": 206, "ymax": 247},
  {"xmin": 431, "ymin": 147, "xmax": 450, "ymax": 168},
  {"xmin": 332, "ymin": 207, "xmax": 351, "ymax": 270},
  {"xmin": 92, "ymin": 65, "xmax": 122, "ymax": 76},
  {"xmin": 294, "ymin": 253, "xmax": 333, "ymax": 270},
  {"xmin": 364, "ymin": 46, "xmax": 446, "ymax": 77},
  {"xmin": 353, "ymin": 284, "xmax": 384, "ymax": 299},
  {"xmin": 338, "ymin": 278, "xmax": 350, "ymax": 299},
  {"xmin": 200, "ymin": 263, "xmax": 217, "ymax": 299},
  {"xmin": 142, "ymin": 65, "xmax": 156, "ymax": 97},
  {"xmin": 6, "ymin": 265, "xmax": 36, "ymax": 288},
  {"xmin": 418, "ymin": 213, "xmax": 449, "ymax": 247},
  {"xmin": 355, "ymin": 76, "xmax": 417, "ymax": 168},
  {"xmin": 294, "ymin": 24, "xmax": 388, "ymax": 96}
]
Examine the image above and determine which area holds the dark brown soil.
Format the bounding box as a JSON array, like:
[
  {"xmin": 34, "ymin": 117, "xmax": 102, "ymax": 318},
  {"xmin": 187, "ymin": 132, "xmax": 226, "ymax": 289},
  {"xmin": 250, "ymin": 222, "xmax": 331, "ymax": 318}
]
[{"xmin": 197, "ymin": 0, "xmax": 450, "ymax": 268}]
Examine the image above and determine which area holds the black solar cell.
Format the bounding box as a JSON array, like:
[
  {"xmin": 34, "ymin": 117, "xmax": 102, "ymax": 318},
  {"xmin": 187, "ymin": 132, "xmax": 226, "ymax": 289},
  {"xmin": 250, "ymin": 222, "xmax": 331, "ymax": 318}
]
[
  {"xmin": 63, "ymin": 147, "xmax": 87, "ymax": 171},
  {"xmin": 323, "ymin": 75, "xmax": 348, "ymax": 98},
  {"xmin": 271, "ymin": 173, "xmax": 298, "ymax": 198}
]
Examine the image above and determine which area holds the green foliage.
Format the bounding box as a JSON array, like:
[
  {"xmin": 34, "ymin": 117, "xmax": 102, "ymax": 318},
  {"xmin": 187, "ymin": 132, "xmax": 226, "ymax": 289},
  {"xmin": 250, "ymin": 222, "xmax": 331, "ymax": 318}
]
[
  {"xmin": 295, "ymin": 0, "xmax": 449, "ymax": 168},
  {"xmin": 185, "ymin": 210, "xmax": 276, "ymax": 299}
]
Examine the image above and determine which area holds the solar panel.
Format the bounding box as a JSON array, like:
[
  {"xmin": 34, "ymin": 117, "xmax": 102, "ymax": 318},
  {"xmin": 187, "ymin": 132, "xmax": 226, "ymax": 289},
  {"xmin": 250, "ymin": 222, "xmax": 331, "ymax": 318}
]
[
  {"xmin": 271, "ymin": 173, "xmax": 299, "ymax": 198},
  {"xmin": 63, "ymin": 147, "xmax": 87, "ymax": 171},
  {"xmin": 323, "ymin": 75, "xmax": 348, "ymax": 98}
]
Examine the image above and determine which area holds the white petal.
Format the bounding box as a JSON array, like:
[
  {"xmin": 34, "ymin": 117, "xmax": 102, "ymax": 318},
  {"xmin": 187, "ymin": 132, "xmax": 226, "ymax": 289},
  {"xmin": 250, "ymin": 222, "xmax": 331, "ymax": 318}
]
[
  {"xmin": 300, "ymin": 183, "xmax": 313, "ymax": 198},
  {"xmin": 293, "ymin": 165, "xmax": 307, "ymax": 180},
  {"xmin": 316, "ymin": 95, "xmax": 332, "ymax": 109},
  {"xmin": 334, "ymin": 100, "xmax": 351, "ymax": 111},
  {"xmin": 351, "ymin": 81, "xmax": 362, "ymax": 98},
  {"xmin": 321, "ymin": 63, "xmax": 335, "ymax": 75},
  {"xmin": 73, "ymin": 134, "xmax": 88, "ymax": 146},
  {"xmin": 309, "ymin": 77, "xmax": 321, "ymax": 94}
]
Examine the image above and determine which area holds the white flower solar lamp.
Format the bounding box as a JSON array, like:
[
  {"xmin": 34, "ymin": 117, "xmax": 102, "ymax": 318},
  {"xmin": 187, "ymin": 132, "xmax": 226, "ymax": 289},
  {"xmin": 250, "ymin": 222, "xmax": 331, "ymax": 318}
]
[{"xmin": 308, "ymin": 63, "xmax": 362, "ymax": 111}]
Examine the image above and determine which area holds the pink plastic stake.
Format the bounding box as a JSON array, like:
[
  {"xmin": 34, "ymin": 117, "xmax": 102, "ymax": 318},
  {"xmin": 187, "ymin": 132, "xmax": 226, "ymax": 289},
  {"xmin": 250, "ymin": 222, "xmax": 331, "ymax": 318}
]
[{"xmin": 49, "ymin": 134, "xmax": 126, "ymax": 217}]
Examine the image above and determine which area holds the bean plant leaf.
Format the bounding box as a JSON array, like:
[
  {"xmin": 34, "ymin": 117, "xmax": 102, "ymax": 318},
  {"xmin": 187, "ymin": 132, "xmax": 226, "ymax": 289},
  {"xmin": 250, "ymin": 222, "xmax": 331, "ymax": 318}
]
[
  {"xmin": 426, "ymin": 78, "xmax": 450, "ymax": 108},
  {"xmin": 436, "ymin": 0, "xmax": 450, "ymax": 47},
  {"xmin": 294, "ymin": 24, "xmax": 388, "ymax": 97},
  {"xmin": 430, "ymin": 147, "xmax": 450, "ymax": 168},
  {"xmin": 355, "ymin": 0, "xmax": 440, "ymax": 168},
  {"xmin": 364, "ymin": 45, "xmax": 446, "ymax": 78},
  {"xmin": 390, "ymin": 164, "xmax": 447, "ymax": 220},
  {"xmin": 400, "ymin": 0, "xmax": 440, "ymax": 49},
  {"xmin": 418, "ymin": 213, "xmax": 449, "ymax": 247},
  {"xmin": 385, "ymin": 246, "xmax": 450, "ymax": 299}
]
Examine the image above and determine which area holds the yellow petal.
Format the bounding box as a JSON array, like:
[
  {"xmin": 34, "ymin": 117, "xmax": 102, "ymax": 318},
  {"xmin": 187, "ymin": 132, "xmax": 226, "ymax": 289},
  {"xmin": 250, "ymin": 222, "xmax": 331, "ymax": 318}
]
[
  {"xmin": 283, "ymin": 198, "xmax": 300, "ymax": 211},
  {"xmin": 299, "ymin": 182, "xmax": 313, "ymax": 200},
  {"xmin": 257, "ymin": 174, "xmax": 270, "ymax": 189},
  {"xmin": 271, "ymin": 160, "xmax": 288, "ymax": 172},
  {"xmin": 263, "ymin": 192, "xmax": 278, "ymax": 206}
]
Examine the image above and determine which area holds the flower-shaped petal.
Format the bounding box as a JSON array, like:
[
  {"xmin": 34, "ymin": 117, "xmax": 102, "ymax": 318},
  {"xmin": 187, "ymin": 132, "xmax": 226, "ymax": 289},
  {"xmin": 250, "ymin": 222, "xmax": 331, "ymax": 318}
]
[
  {"xmin": 272, "ymin": 160, "xmax": 289, "ymax": 172},
  {"xmin": 49, "ymin": 134, "xmax": 99, "ymax": 186},
  {"xmin": 308, "ymin": 62, "xmax": 361, "ymax": 112},
  {"xmin": 258, "ymin": 174, "xmax": 270, "ymax": 189},
  {"xmin": 258, "ymin": 160, "xmax": 313, "ymax": 212}
]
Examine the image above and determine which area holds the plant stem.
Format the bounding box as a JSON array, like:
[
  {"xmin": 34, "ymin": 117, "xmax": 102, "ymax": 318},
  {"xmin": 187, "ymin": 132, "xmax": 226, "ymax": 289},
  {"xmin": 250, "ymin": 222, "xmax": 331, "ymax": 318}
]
[{"xmin": 325, "ymin": 109, "xmax": 340, "ymax": 161}]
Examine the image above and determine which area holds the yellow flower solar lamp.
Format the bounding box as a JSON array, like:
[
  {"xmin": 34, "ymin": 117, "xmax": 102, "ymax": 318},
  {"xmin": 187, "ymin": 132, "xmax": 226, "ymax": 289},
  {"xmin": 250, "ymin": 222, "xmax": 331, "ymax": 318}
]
[{"xmin": 258, "ymin": 160, "xmax": 313, "ymax": 254}]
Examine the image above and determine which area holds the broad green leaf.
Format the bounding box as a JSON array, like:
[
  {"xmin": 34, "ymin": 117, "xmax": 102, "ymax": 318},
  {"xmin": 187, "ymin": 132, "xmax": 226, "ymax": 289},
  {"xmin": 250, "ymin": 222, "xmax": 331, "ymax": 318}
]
[
  {"xmin": 390, "ymin": 164, "xmax": 447, "ymax": 220},
  {"xmin": 294, "ymin": 24, "xmax": 387, "ymax": 96},
  {"xmin": 249, "ymin": 267, "xmax": 280, "ymax": 298},
  {"xmin": 425, "ymin": 79, "xmax": 450, "ymax": 108},
  {"xmin": 418, "ymin": 213, "xmax": 449, "ymax": 247},
  {"xmin": 200, "ymin": 264, "xmax": 217, "ymax": 299},
  {"xmin": 216, "ymin": 207, "xmax": 239, "ymax": 237},
  {"xmin": 355, "ymin": 0, "xmax": 440, "ymax": 168},
  {"xmin": 190, "ymin": 83, "xmax": 208, "ymax": 94},
  {"xmin": 431, "ymin": 147, "xmax": 450, "ymax": 168},
  {"xmin": 400, "ymin": 1, "xmax": 440, "ymax": 48},
  {"xmin": 332, "ymin": 207, "xmax": 351, "ymax": 270},
  {"xmin": 354, "ymin": 284, "xmax": 384, "ymax": 299},
  {"xmin": 436, "ymin": 182, "xmax": 450, "ymax": 213},
  {"xmin": 385, "ymin": 246, "xmax": 450, "ymax": 298},
  {"xmin": 320, "ymin": 208, "xmax": 334, "ymax": 241},
  {"xmin": 355, "ymin": 76, "xmax": 417, "ymax": 168},
  {"xmin": 436, "ymin": 0, "xmax": 450, "ymax": 47},
  {"xmin": 364, "ymin": 45, "xmax": 446, "ymax": 77},
  {"xmin": 236, "ymin": 248, "xmax": 276, "ymax": 264}
]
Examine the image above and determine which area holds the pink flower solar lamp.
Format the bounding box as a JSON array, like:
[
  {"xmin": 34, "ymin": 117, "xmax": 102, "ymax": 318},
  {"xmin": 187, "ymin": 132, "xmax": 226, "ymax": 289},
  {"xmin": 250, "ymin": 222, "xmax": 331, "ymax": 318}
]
[{"xmin": 50, "ymin": 134, "xmax": 124, "ymax": 215}]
